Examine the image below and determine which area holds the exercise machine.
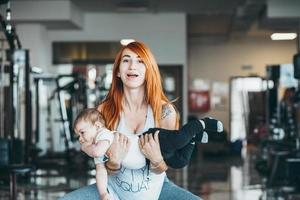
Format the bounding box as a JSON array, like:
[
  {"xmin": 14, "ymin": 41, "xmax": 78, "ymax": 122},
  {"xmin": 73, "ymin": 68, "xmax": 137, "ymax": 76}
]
[{"xmin": 0, "ymin": 2, "xmax": 35, "ymax": 199}]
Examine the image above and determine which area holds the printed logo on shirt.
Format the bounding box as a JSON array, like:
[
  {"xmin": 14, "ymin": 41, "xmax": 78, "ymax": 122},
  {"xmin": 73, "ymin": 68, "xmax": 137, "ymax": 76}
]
[{"xmin": 114, "ymin": 166, "xmax": 151, "ymax": 193}]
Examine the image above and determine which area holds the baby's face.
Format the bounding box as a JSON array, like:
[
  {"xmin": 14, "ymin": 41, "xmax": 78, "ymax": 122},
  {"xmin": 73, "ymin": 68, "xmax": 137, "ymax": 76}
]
[{"xmin": 74, "ymin": 120, "xmax": 103, "ymax": 144}]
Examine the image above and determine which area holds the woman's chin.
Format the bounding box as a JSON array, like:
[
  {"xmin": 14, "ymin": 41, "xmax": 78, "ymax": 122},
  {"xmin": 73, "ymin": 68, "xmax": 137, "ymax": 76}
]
[{"xmin": 124, "ymin": 83, "xmax": 145, "ymax": 90}]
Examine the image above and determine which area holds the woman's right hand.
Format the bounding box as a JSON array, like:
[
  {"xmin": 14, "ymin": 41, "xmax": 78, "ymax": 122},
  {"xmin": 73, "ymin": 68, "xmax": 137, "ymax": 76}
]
[{"xmin": 106, "ymin": 132, "xmax": 130, "ymax": 169}]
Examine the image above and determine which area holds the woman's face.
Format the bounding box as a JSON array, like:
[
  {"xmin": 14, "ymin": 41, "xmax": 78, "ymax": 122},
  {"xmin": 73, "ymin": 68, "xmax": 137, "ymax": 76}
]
[{"xmin": 118, "ymin": 48, "xmax": 146, "ymax": 89}]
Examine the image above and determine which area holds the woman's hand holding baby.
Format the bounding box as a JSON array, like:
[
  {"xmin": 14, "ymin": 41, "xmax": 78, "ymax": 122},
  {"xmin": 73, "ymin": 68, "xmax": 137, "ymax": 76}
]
[
  {"xmin": 139, "ymin": 131, "xmax": 166, "ymax": 172},
  {"xmin": 105, "ymin": 132, "xmax": 130, "ymax": 172}
]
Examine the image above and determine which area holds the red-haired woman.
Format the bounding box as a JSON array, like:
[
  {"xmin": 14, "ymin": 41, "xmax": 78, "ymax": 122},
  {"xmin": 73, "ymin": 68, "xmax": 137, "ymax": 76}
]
[{"xmin": 60, "ymin": 41, "xmax": 201, "ymax": 200}]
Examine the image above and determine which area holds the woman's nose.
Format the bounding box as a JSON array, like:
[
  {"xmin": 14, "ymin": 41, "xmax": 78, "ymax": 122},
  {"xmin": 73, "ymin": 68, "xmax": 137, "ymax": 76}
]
[{"xmin": 128, "ymin": 61, "xmax": 136, "ymax": 70}]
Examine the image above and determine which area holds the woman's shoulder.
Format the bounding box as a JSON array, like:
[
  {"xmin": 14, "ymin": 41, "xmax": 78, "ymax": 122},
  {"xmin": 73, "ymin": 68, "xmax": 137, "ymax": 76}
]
[
  {"xmin": 161, "ymin": 102, "xmax": 176, "ymax": 118},
  {"xmin": 160, "ymin": 101, "xmax": 178, "ymax": 129}
]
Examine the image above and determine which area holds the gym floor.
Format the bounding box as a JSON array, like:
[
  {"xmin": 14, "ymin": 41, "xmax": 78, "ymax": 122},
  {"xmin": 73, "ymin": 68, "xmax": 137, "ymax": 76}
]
[
  {"xmin": 0, "ymin": 145, "xmax": 268, "ymax": 200},
  {"xmin": 3, "ymin": 145, "xmax": 299, "ymax": 200}
]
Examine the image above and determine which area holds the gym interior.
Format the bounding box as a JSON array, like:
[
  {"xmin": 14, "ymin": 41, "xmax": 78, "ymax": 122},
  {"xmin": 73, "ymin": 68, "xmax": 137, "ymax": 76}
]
[{"xmin": 1, "ymin": 0, "xmax": 300, "ymax": 199}]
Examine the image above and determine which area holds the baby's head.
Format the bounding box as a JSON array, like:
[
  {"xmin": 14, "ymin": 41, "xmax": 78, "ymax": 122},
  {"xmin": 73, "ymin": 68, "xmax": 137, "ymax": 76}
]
[{"xmin": 74, "ymin": 108, "xmax": 105, "ymax": 144}]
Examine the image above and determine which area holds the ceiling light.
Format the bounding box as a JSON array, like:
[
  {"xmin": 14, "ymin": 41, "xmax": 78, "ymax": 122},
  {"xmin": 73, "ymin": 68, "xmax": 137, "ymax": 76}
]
[
  {"xmin": 271, "ymin": 33, "xmax": 297, "ymax": 40},
  {"xmin": 120, "ymin": 39, "xmax": 135, "ymax": 46}
]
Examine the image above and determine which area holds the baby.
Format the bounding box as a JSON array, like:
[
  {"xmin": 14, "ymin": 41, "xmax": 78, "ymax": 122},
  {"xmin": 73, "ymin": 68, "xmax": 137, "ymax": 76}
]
[{"xmin": 73, "ymin": 108, "xmax": 223, "ymax": 200}]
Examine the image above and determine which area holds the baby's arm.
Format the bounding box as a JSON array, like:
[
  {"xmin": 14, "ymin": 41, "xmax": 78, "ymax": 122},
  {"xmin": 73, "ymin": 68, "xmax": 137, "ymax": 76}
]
[
  {"xmin": 81, "ymin": 140, "xmax": 110, "ymax": 158},
  {"xmin": 96, "ymin": 163, "xmax": 113, "ymax": 200}
]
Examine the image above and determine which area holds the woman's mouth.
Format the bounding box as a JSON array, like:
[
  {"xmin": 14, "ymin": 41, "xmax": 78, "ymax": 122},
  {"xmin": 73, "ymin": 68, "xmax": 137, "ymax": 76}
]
[{"xmin": 127, "ymin": 74, "xmax": 139, "ymax": 78}]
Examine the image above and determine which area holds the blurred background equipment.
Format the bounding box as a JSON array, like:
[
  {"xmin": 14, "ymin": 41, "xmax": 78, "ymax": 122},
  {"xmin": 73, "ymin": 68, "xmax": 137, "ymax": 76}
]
[{"xmin": 254, "ymin": 62, "xmax": 300, "ymax": 198}]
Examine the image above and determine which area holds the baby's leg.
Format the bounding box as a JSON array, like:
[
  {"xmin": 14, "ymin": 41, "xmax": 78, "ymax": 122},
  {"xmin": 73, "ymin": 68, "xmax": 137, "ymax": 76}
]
[
  {"xmin": 164, "ymin": 143, "xmax": 195, "ymax": 168},
  {"xmin": 143, "ymin": 120, "xmax": 203, "ymax": 152},
  {"xmin": 142, "ymin": 126, "xmax": 198, "ymax": 169},
  {"xmin": 200, "ymin": 117, "xmax": 223, "ymax": 133},
  {"xmin": 193, "ymin": 118, "xmax": 223, "ymax": 142}
]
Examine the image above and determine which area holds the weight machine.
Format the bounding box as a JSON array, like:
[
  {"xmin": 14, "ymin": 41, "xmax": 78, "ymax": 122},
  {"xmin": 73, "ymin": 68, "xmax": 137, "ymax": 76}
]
[
  {"xmin": 255, "ymin": 38, "xmax": 300, "ymax": 199},
  {"xmin": 0, "ymin": 2, "xmax": 35, "ymax": 199}
]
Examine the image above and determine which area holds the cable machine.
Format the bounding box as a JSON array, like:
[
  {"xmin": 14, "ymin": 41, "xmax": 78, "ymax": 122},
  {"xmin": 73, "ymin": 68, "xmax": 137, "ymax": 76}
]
[{"xmin": 0, "ymin": 0, "xmax": 33, "ymax": 164}]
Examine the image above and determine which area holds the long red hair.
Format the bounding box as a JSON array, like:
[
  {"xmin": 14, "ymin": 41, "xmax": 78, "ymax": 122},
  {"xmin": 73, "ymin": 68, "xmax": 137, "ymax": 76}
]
[{"xmin": 99, "ymin": 41, "xmax": 178, "ymax": 129}]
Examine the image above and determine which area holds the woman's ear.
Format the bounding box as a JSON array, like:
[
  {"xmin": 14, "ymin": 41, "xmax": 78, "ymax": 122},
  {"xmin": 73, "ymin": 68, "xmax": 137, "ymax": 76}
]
[{"xmin": 117, "ymin": 72, "xmax": 120, "ymax": 77}]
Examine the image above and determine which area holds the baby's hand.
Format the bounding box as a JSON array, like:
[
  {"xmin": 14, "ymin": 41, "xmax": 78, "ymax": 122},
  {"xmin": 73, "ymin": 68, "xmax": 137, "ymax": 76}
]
[{"xmin": 101, "ymin": 193, "xmax": 114, "ymax": 200}]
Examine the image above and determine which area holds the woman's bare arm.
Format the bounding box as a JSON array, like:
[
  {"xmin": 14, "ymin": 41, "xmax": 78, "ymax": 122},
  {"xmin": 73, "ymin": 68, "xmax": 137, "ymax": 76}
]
[
  {"xmin": 160, "ymin": 103, "xmax": 178, "ymax": 130},
  {"xmin": 139, "ymin": 103, "xmax": 178, "ymax": 174}
]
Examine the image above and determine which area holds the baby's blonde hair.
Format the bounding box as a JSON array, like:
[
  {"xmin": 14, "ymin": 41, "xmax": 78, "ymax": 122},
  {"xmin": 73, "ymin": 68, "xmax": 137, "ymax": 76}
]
[{"xmin": 73, "ymin": 108, "xmax": 105, "ymax": 129}]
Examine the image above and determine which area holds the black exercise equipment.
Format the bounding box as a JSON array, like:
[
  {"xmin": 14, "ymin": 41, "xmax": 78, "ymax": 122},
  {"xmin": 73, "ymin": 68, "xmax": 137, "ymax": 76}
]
[
  {"xmin": 255, "ymin": 63, "xmax": 300, "ymax": 197},
  {"xmin": 31, "ymin": 73, "xmax": 90, "ymax": 172},
  {"xmin": 294, "ymin": 21, "xmax": 300, "ymax": 79},
  {"xmin": 0, "ymin": 139, "xmax": 35, "ymax": 200},
  {"xmin": 55, "ymin": 73, "xmax": 87, "ymax": 149},
  {"xmin": 0, "ymin": 5, "xmax": 35, "ymax": 199},
  {"xmin": 0, "ymin": 0, "xmax": 9, "ymax": 5},
  {"xmin": 293, "ymin": 53, "xmax": 300, "ymax": 79},
  {"xmin": 266, "ymin": 65, "xmax": 280, "ymax": 136},
  {"xmin": 8, "ymin": 165, "xmax": 34, "ymax": 200}
]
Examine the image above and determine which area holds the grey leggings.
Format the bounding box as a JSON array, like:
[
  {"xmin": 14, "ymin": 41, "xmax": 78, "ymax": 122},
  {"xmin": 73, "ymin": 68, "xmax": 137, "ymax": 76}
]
[{"xmin": 59, "ymin": 177, "xmax": 201, "ymax": 200}]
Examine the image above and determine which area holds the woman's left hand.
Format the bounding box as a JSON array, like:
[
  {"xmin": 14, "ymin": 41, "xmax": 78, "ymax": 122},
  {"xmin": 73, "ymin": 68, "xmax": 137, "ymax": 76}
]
[{"xmin": 138, "ymin": 131, "xmax": 163, "ymax": 165}]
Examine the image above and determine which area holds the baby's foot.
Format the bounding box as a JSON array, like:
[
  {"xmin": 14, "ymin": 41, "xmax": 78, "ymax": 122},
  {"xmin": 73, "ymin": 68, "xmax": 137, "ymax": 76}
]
[{"xmin": 193, "ymin": 117, "xmax": 223, "ymax": 143}]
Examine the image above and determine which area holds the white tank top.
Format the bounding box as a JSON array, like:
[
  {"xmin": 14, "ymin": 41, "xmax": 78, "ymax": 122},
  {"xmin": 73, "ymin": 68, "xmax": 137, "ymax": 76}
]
[{"xmin": 107, "ymin": 105, "xmax": 166, "ymax": 200}]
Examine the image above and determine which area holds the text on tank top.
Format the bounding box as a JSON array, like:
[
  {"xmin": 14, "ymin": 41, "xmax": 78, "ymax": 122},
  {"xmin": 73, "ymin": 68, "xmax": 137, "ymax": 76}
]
[{"xmin": 107, "ymin": 105, "xmax": 166, "ymax": 200}]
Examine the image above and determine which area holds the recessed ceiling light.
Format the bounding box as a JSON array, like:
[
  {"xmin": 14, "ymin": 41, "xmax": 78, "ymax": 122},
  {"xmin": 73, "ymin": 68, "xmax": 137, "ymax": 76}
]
[
  {"xmin": 120, "ymin": 39, "xmax": 135, "ymax": 46},
  {"xmin": 271, "ymin": 33, "xmax": 297, "ymax": 40}
]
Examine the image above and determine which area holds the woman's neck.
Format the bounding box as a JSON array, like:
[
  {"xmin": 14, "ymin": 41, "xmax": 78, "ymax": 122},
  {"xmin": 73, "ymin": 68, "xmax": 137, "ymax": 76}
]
[{"xmin": 123, "ymin": 88, "xmax": 146, "ymax": 112}]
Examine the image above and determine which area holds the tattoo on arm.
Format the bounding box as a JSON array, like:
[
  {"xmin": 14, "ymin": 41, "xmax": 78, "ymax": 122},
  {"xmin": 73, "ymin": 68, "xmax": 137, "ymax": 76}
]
[{"xmin": 161, "ymin": 105, "xmax": 172, "ymax": 119}]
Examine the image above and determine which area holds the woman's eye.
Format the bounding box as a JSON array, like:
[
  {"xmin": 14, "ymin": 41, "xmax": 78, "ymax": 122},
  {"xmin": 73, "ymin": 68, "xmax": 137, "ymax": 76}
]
[
  {"xmin": 138, "ymin": 60, "xmax": 144, "ymax": 64},
  {"xmin": 122, "ymin": 59, "xmax": 129, "ymax": 63}
]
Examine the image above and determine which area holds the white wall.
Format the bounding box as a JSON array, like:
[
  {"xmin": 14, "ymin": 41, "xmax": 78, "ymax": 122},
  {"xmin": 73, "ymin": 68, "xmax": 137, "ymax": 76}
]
[
  {"xmin": 48, "ymin": 13, "xmax": 186, "ymax": 65},
  {"xmin": 16, "ymin": 24, "xmax": 51, "ymax": 71},
  {"xmin": 189, "ymin": 38, "xmax": 298, "ymax": 131}
]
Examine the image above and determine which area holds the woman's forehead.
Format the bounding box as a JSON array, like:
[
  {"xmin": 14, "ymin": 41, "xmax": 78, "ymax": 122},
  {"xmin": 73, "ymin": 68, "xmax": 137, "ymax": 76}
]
[{"xmin": 121, "ymin": 48, "xmax": 140, "ymax": 58}]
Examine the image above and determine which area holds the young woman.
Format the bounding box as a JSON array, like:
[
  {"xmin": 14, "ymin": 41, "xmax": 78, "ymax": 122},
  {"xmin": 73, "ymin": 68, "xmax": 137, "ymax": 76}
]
[
  {"xmin": 60, "ymin": 41, "xmax": 202, "ymax": 200},
  {"xmin": 73, "ymin": 108, "xmax": 222, "ymax": 199}
]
